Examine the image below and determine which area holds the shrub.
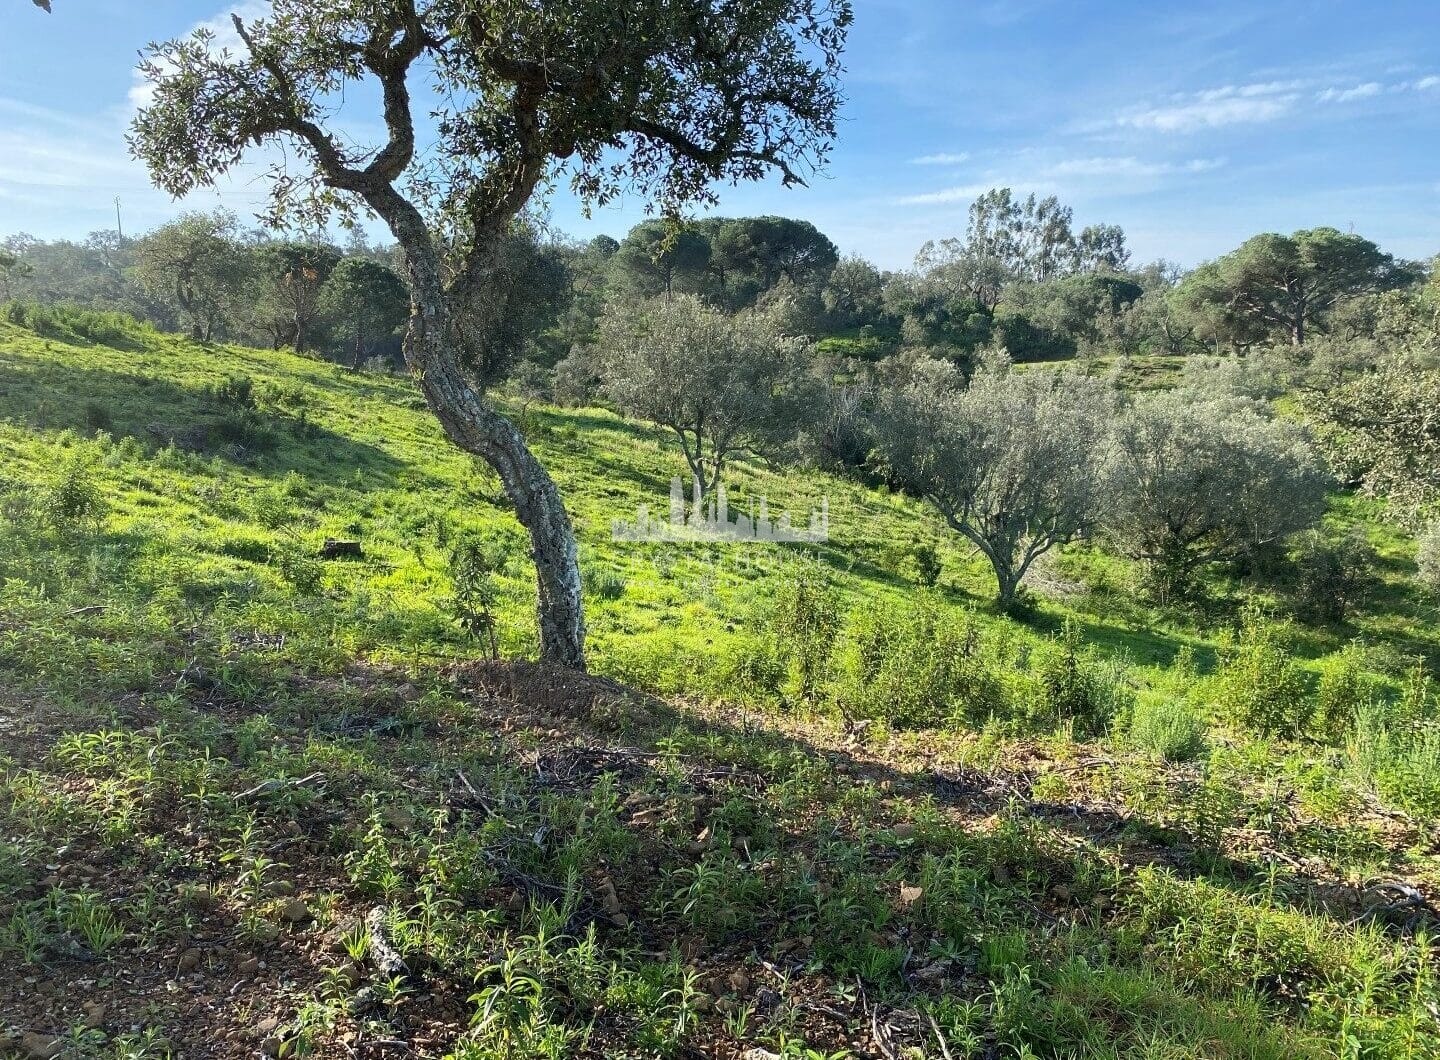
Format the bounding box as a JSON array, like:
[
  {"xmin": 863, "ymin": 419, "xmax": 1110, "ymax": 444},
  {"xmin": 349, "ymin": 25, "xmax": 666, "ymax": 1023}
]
[
  {"xmin": 1026, "ymin": 620, "xmax": 1133, "ymax": 736},
  {"xmin": 3, "ymin": 301, "xmax": 138, "ymax": 345},
  {"xmin": 1128, "ymin": 696, "xmax": 1208, "ymax": 762},
  {"xmin": 1313, "ymin": 641, "xmax": 1377, "ymax": 742},
  {"xmin": 448, "ymin": 533, "xmax": 503, "ymax": 653},
  {"xmin": 829, "ymin": 598, "xmax": 1004, "ymax": 728},
  {"xmin": 209, "ymin": 409, "xmax": 277, "ymax": 453},
  {"xmin": 767, "ymin": 559, "xmax": 840, "ymax": 703},
  {"xmin": 1212, "ymin": 607, "xmax": 1311, "ymax": 736},
  {"xmin": 1291, "ymin": 527, "xmax": 1375, "ymax": 623},
  {"xmin": 43, "ymin": 456, "xmax": 105, "ymax": 534},
  {"xmin": 715, "ymin": 633, "xmax": 785, "ymax": 703},
  {"xmin": 202, "ymin": 375, "xmax": 256, "ymax": 410},
  {"xmin": 274, "ymin": 547, "xmax": 324, "ymax": 595},
  {"xmin": 910, "ymin": 542, "xmax": 942, "ymax": 587},
  {"xmin": 1350, "ymin": 689, "xmax": 1440, "ymax": 819},
  {"xmin": 1418, "ymin": 521, "xmax": 1440, "ymax": 599}
]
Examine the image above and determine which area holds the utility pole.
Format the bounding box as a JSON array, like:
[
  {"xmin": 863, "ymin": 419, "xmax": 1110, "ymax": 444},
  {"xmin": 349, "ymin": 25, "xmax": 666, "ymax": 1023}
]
[{"xmin": 115, "ymin": 198, "xmax": 124, "ymax": 242}]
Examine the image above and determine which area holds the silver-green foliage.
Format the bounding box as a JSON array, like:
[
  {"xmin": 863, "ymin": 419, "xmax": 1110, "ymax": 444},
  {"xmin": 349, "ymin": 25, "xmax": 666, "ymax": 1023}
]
[
  {"xmin": 874, "ymin": 354, "xmax": 1116, "ymax": 608},
  {"xmin": 1105, "ymin": 388, "xmax": 1329, "ymax": 600},
  {"xmin": 1418, "ymin": 521, "xmax": 1440, "ymax": 599}
]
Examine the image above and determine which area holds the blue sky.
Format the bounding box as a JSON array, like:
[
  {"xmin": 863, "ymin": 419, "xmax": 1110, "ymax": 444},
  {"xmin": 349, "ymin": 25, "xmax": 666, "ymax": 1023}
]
[{"xmin": 2, "ymin": 0, "xmax": 1438, "ymax": 268}]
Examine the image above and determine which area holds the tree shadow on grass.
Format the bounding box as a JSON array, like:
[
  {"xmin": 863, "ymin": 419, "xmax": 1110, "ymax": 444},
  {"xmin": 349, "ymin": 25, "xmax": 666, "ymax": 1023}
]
[{"xmin": 0, "ymin": 361, "xmax": 425, "ymax": 492}]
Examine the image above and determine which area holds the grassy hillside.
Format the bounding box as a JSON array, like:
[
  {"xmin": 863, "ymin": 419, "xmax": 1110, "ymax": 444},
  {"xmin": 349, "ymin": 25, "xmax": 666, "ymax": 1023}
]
[{"xmin": 1, "ymin": 316, "xmax": 1438, "ymax": 1059}]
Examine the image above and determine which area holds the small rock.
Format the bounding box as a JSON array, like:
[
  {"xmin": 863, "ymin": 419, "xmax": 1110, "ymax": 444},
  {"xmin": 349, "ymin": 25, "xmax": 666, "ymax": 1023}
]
[
  {"xmin": 334, "ymin": 961, "xmax": 363, "ymax": 988},
  {"xmin": 324, "ymin": 917, "xmax": 360, "ymax": 953},
  {"xmin": 20, "ymin": 1032, "xmax": 62, "ymax": 1060},
  {"xmin": 279, "ymin": 898, "xmax": 312, "ymax": 923},
  {"xmin": 381, "ymin": 806, "xmax": 414, "ymax": 831},
  {"xmin": 912, "ymin": 960, "xmax": 950, "ymax": 984},
  {"xmin": 256, "ymin": 1017, "xmax": 279, "ymax": 1037}
]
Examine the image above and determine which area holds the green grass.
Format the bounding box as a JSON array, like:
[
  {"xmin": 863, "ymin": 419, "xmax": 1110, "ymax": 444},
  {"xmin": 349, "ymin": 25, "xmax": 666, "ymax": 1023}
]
[{"xmin": 1, "ymin": 317, "xmax": 1438, "ymax": 1058}]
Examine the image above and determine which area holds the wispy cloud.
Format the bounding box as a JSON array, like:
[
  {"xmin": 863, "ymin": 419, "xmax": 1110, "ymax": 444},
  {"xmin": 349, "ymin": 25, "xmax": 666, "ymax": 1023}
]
[
  {"xmin": 1317, "ymin": 82, "xmax": 1382, "ymax": 103},
  {"xmin": 1116, "ymin": 82, "xmax": 1301, "ymax": 132},
  {"xmin": 895, "ymin": 155, "xmax": 1224, "ymax": 206},
  {"xmin": 909, "ymin": 152, "xmax": 970, "ymax": 166},
  {"xmin": 895, "ymin": 182, "xmax": 1001, "ymax": 206},
  {"xmin": 1114, "ymin": 73, "xmax": 1440, "ymax": 133},
  {"xmin": 1048, "ymin": 156, "xmax": 1225, "ymax": 178},
  {"xmin": 128, "ymin": 2, "xmax": 271, "ymax": 111}
]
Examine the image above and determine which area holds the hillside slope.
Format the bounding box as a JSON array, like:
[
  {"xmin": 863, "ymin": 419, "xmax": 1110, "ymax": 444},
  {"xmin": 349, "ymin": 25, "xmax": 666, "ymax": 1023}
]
[{"xmin": 1, "ymin": 318, "xmax": 1438, "ymax": 1059}]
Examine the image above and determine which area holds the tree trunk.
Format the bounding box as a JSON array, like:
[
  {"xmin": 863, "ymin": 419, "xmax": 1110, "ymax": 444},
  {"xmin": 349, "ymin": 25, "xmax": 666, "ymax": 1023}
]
[
  {"xmin": 994, "ymin": 564, "xmax": 1022, "ymax": 611},
  {"xmin": 368, "ymin": 191, "xmax": 587, "ymax": 669},
  {"xmin": 414, "ymin": 337, "xmax": 586, "ymax": 668},
  {"xmin": 402, "ymin": 283, "xmax": 586, "ymax": 668}
]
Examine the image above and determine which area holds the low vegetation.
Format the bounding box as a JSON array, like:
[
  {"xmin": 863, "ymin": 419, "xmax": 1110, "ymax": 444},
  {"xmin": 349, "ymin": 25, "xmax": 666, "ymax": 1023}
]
[{"xmin": 1, "ymin": 316, "xmax": 1438, "ymax": 1058}]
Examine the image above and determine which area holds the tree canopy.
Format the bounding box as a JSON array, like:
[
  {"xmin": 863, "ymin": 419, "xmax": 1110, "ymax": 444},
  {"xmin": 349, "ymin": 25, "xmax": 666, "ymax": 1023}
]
[
  {"xmin": 129, "ymin": 0, "xmax": 852, "ymax": 669},
  {"xmin": 595, "ymin": 295, "xmax": 801, "ymax": 498},
  {"xmin": 1175, "ymin": 228, "xmax": 1401, "ymax": 347},
  {"xmin": 874, "ymin": 356, "xmax": 1116, "ymax": 608}
]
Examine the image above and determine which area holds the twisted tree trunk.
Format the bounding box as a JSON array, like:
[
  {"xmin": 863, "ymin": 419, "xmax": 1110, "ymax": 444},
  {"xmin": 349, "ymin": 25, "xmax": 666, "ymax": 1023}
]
[{"xmin": 399, "ymin": 239, "xmax": 586, "ymax": 669}]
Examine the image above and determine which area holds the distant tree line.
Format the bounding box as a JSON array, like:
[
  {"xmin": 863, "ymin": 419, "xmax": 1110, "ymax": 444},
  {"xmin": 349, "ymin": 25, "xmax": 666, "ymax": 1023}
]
[{"xmin": 7, "ymin": 184, "xmax": 1439, "ymax": 611}]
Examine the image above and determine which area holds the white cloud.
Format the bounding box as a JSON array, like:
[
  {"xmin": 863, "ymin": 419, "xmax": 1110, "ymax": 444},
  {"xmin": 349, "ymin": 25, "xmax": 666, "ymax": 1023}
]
[
  {"xmin": 894, "ymin": 155, "xmax": 1224, "ymax": 206},
  {"xmin": 894, "ymin": 182, "xmax": 997, "ymax": 206},
  {"xmin": 1114, "ymin": 73, "xmax": 1440, "ymax": 134},
  {"xmin": 909, "ymin": 152, "xmax": 970, "ymax": 166},
  {"xmin": 128, "ymin": 2, "xmax": 272, "ymax": 111},
  {"xmin": 1118, "ymin": 88, "xmax": 1297, "ymax": 132},
  {"xmin": 1317, "ymin": 82, "xmax": 1382, "ymax": 103},
  {"xmin": 1048, "ymin": 155, "xmax": 1224, "ymax": 178}
]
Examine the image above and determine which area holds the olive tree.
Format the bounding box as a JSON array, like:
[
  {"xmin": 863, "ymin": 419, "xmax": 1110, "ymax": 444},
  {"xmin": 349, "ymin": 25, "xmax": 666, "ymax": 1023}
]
[
  {"xmin": 1418, "ymin": 522, "xmax": 1440, "ymax": 599},
  {"xmin": 131, "ymin": 210, "xmax": 250, "ymax": 341},
  {"xmin": 595, "ymin": 295, "xmax": 801, "ymax": 498},
  {"xmin": 1310, "ymin": 364, "xmax": 1440, "ymax": 522},
  {"xmin": 319, "ymin": 257, "xmax": 409, "ymax": 368},
  {"xmin": 1105, "ymin": 391, "xmax": 1330, "ymax": 600},
  {"xmin": 873, "ymin": 356, "xmax": 1116, "ymax": 609},
  {"xmin": 130, "ymin": 0, "xmax": 851, "ymax": 668}
]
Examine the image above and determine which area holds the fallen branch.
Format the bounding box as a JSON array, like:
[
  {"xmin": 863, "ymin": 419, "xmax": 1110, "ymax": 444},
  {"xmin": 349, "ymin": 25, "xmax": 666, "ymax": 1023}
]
[
  {"xmin": 236, "ymin": 772, "xmax": 324, "ymax": 802},
  {"xmin": 366, "ymin": 906, "xmax": 409, "ymax": 979}
]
